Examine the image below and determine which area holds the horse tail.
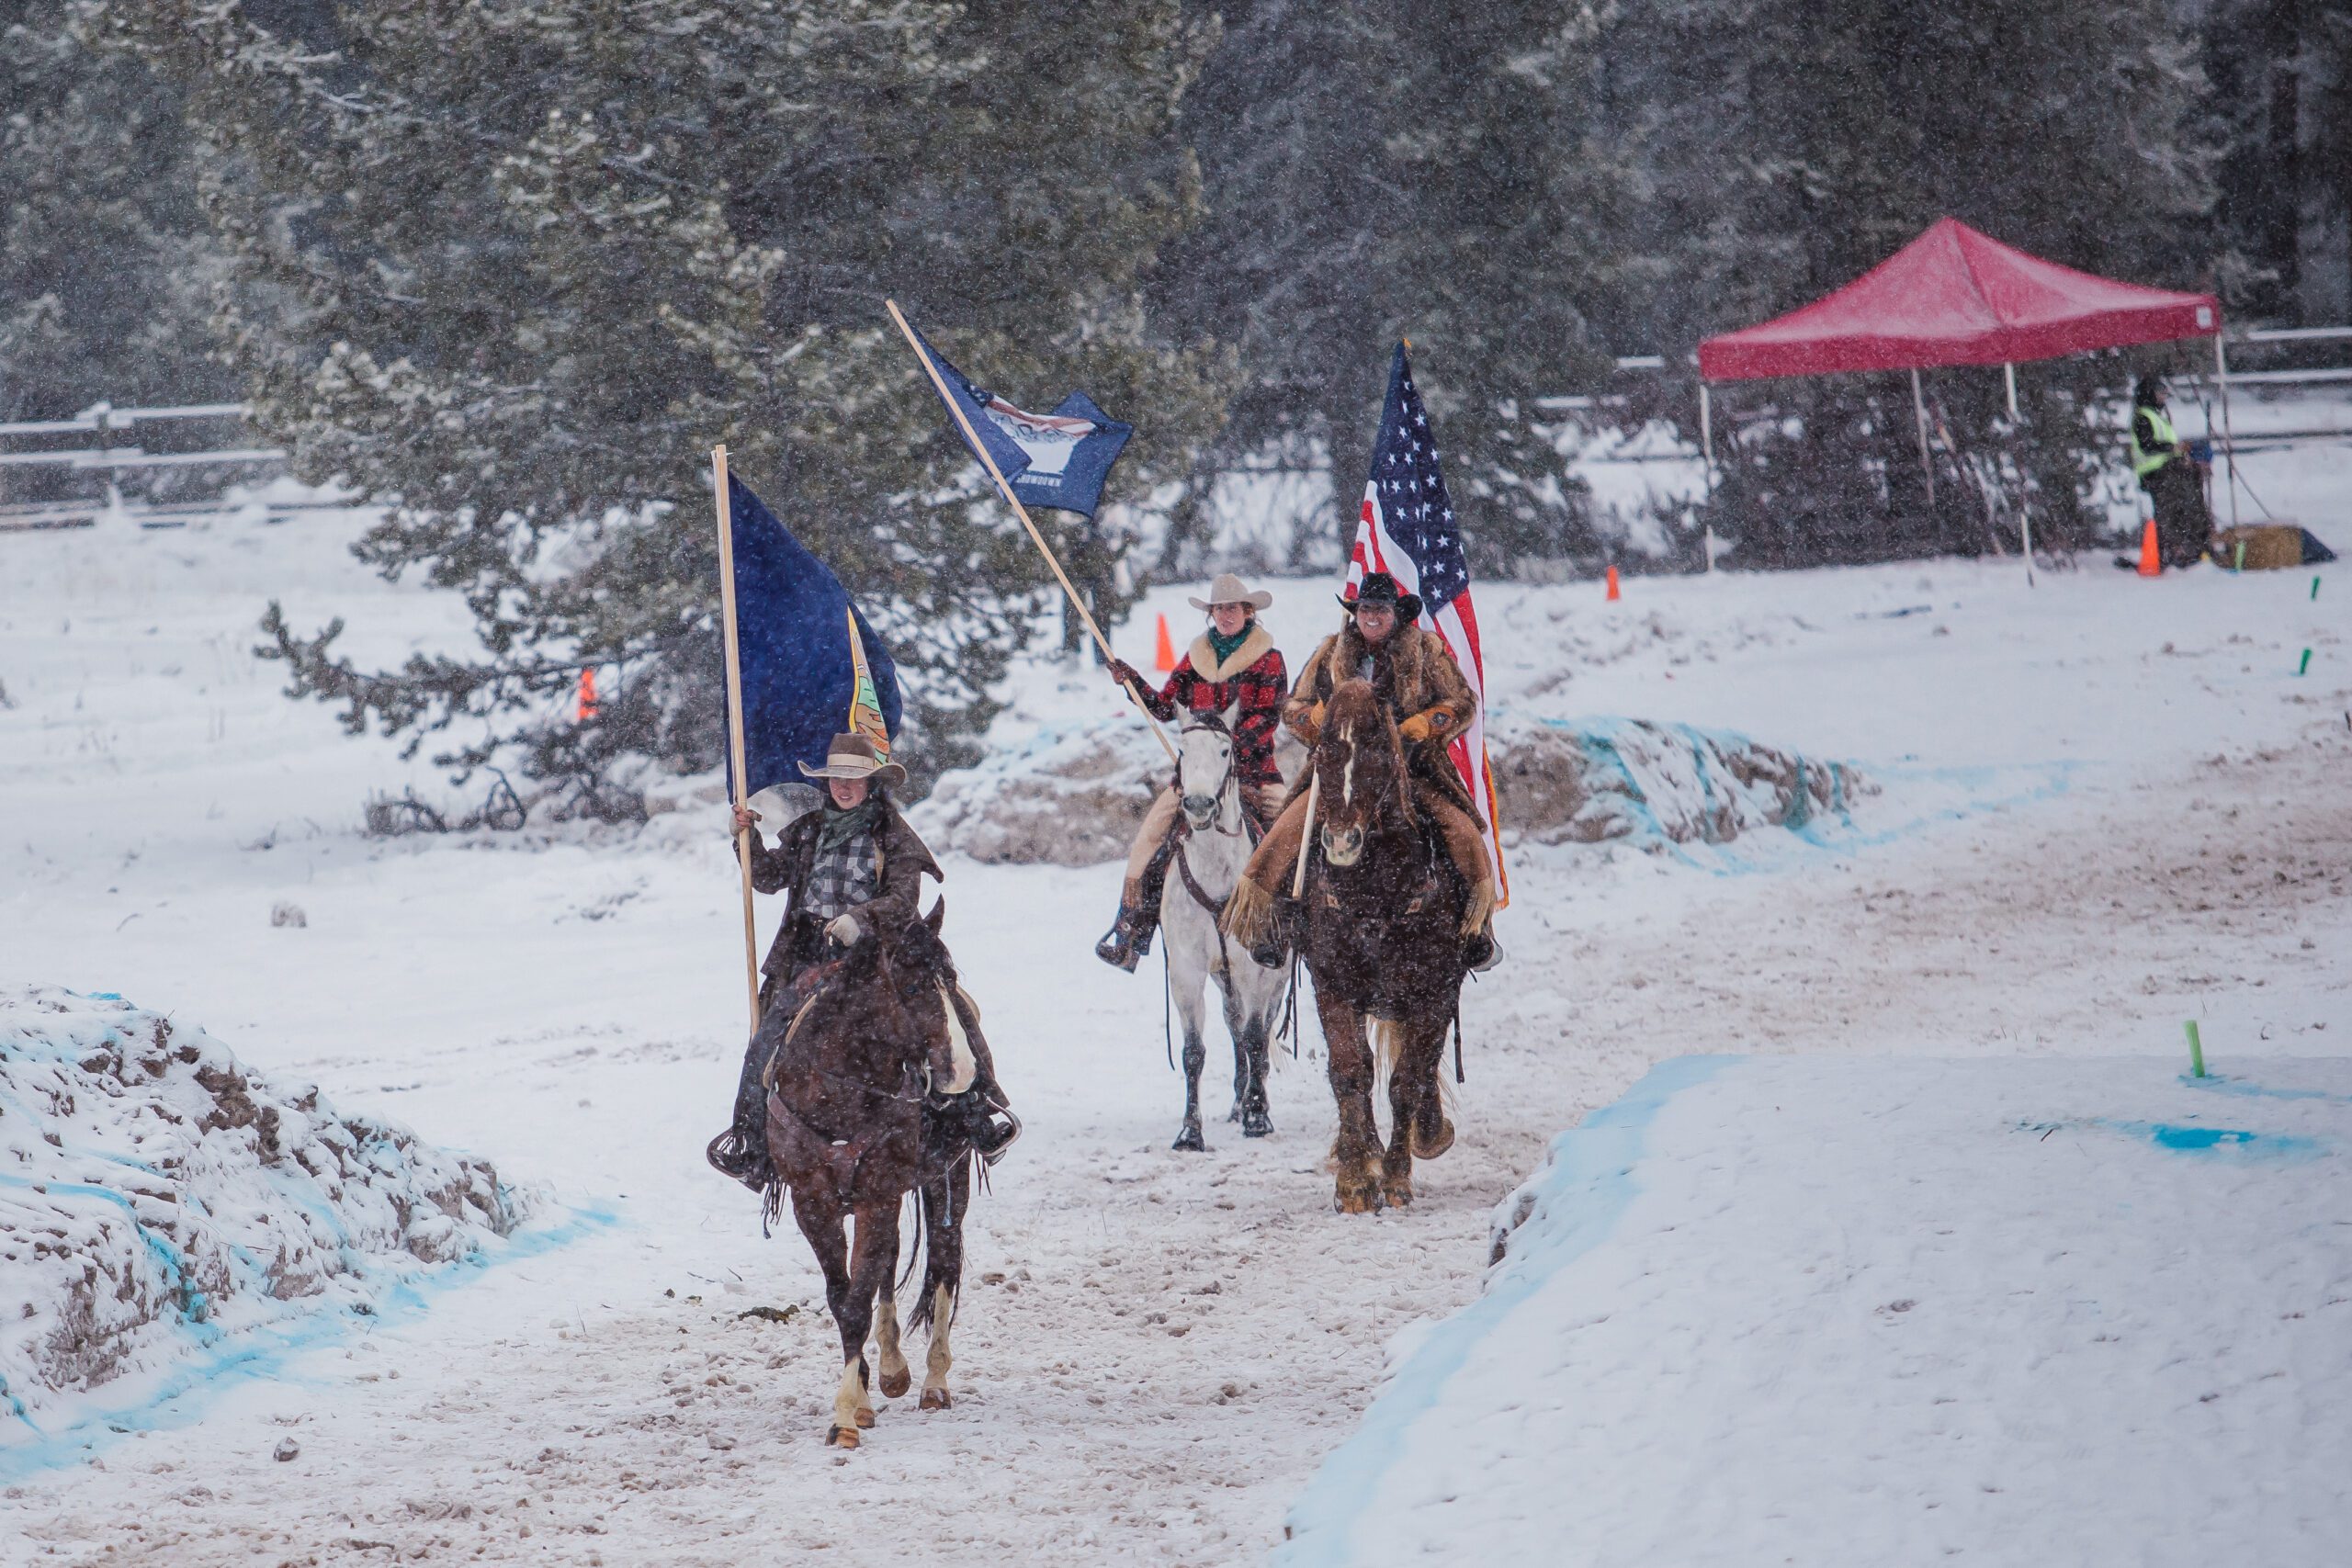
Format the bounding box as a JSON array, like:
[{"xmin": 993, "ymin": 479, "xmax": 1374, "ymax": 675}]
[
  {"xmin": 895, "ymin": 1182, "xmax": 929, "ymax": 1302},
  {"xmin": 1372, "ymin": 1015, "xmax": 1407, "ymax": 1089}
]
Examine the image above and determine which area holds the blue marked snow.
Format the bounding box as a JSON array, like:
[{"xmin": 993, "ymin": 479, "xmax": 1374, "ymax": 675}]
[
  {"xmin": 1276, "ymin": 1055, "xmax": 1737, "ymax": 1566},
  {"xmin": 2, "ymin": 986, "xmax": 538, "ymax": 1468},
  {"xmin": 1281, "ymin": 1055, "xmax": 2352, "ymax": 1565}
]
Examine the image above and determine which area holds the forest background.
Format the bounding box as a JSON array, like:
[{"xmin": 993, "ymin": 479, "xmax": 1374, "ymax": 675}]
[{"xmin": 4, "ymin": 0, "xmax": 2346, "ymax": 807}]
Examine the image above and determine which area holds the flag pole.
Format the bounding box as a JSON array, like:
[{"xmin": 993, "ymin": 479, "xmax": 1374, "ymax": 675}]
[
  {"xmin": 884, "ymin": 299, "xmax": 1177, "ymax": 764},
  {"xmin": 710, "ymin": 446, "xmax": 763, "ymax": 1031}
]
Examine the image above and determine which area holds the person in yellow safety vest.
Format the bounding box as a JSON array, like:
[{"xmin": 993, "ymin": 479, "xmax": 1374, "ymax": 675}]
[{"xmin": 2130, "ymin": 375, "xmax": 2213, "ymax": 570}]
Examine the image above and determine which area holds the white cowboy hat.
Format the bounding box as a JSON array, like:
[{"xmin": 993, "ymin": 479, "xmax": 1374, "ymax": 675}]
[
  {"xmin": 1186, "ymin": 571, "xmax": 1273, "ymax": 612},
  {"xmin": 797, "ymin": 732, "xmax": 907, "ymax": 787}
]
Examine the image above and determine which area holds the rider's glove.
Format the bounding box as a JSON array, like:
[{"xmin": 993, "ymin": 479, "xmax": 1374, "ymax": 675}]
[
  {"xmin": 1293, "ymin": 702, "xmax": 1325, "ymax": 744},
  {"xmin": 825, "ymin": 913, "xmax": 862, "ymax": 946},
  {"xmin": 1107, "ymin": 657, "xmax": 1141, "ymax": 689},
  {"xmin": 1398, "ymin": 709, "xmax": 1452, "ymax": 744}
]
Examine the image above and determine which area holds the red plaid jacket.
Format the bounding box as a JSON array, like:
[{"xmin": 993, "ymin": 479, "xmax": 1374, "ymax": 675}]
[{"xmin": 1128, "ymin": 624, "xmax": 1287, "ymax": 784}]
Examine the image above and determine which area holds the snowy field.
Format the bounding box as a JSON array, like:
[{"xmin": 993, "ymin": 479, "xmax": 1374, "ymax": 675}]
[
  {"xmin": 1283, "ymin": 1055, "xmax": 2352, "ymax": 1565},
  {"xmin": 2, "ymin": 468, "xmax": 2347, "ymax": 1562}
]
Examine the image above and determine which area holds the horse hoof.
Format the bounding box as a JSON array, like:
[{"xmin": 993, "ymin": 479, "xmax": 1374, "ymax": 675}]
[
  {"xmin": 854, "ymin": 1407, "xmax": 876, "ymax": 1429},
  {"xmin": 1382, "ymin": 1176, "xmax": 1415, "ymax": 1208},
  {"xmin": 1334, "ymin": 1183, "xmax": 1379, "ymax": 1215},
  {"xmin": 1411, "ymin": 1116, "xmax": 1455, "ymax": 1160},
  {"xmin": 1242, "ymin": 1111, "xmax": 1273, "ymax": 1139},
  {"xmin": 827, "ymin": 1426, "xmax": 860, "ymax": 1450},
  {"xmin": 1226, "ymin": 1107, "xmax": 1242, "ymax": 1124},
  {"xmin": 878, "ymin": 1368, "xmax": 911, "ymax": 1400},
  {"xmin": 1172, "ymin": 1126, "xmax": 1206, "ymax": 1153},
  {"xmin": 920, "ymin": 1388, "xmax": 953, "ymax": 1411}
]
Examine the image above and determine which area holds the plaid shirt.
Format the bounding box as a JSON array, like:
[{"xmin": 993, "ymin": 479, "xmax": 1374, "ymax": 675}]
[
  {"xmin": 802, "ymin": 828, "xmax": 879, "ymax": 924},
  {"xmin": 1136, "ymin": 632, "xmax": 1288, "ymax": 785}
]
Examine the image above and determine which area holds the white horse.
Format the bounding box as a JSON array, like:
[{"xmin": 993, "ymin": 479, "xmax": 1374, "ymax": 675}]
[{"xmin": 1162, "ymin": 708, "xmax": 1294, "ymax": 1151}]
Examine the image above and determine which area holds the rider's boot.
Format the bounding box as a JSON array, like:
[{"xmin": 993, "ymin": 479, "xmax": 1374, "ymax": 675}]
[
  {"xmin": 1093, "ymin": 832, "xmax": 1176, "ymax": 972},
  {"xmin": 706, "ymin": 1024, "xmax": 777, "ymax": 1191},
  {"xmin": 1462, "ymin": 923, "xmax": 1501, "ymax": 973},
  {"xmin": 932, "ymin": 995, "xmax": 1022, "ymax": 1163},
  {"xmin": 1248, "ymin": 892, "xmax": 1302, "ymax": 970}
]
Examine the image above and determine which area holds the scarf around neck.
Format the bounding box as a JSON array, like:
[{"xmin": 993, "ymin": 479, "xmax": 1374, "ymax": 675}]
[
  {"xmin": 1206, "ymin": 622, "xmax": 1253, "ymax": 668},
  {"xmin": 814, "ymin": 794, "xmax": 885, "ymax": 853}
]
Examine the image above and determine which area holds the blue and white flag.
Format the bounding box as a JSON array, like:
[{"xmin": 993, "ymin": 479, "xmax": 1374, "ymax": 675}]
[
  {"xmin": 906, "ymin": 321, "xmax": 1135, "ymax": 517},
  {"xmin": 724, "ymin": 473, "xmax": 901, "ymax": 800}
]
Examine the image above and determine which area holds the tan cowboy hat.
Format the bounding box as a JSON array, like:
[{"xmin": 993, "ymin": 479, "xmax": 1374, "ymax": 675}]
[
  {"xmin": 1186, "ymin": 571, "xmax": 1273, "ymax": 612},
  {"xmin": 797, "ymin": 732, "xmax": 907, "ymax": 787}
]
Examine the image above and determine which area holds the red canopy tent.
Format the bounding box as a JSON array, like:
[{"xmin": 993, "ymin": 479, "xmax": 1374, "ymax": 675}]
[{"xmin": 1692, "ymin": 218, "xmax": 2233, "ymax": 574}]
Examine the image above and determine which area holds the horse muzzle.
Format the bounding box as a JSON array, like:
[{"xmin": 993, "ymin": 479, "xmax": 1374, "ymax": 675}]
[
  {"xmin": 1181, "ymin": 795, "xmax": 1218, "ymax": 830},
  {"xmin": 1319, "ymin": 823, "xmax": 1364, "ymax": 868}
]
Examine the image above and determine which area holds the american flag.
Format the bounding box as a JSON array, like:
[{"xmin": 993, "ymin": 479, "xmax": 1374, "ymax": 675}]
[{"xmin": 1344, "ymin": 343, "xmax": 1507, "ymax": 909}]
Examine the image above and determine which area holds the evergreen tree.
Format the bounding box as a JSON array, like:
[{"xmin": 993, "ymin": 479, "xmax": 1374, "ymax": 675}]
[
  {"xmin": 1156, "ymin": 0, "xmax": 1623, "ymax": 576},
  {"xmin": 0, "ymin": 6, "xmax": 233, "ymax": 426},
  {"xmin": 90, "ymin": 0, "xmax": 1228, "ymax": 815}
]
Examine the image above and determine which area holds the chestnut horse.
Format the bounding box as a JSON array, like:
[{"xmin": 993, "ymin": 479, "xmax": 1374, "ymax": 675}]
[
  {"xmin": 1281, "ymin": 678, "xmax": 1470, "ymax": 1213},
  {"xmin": 761, "ymin": 899, "xmax": 979, "ymax": 1448}
]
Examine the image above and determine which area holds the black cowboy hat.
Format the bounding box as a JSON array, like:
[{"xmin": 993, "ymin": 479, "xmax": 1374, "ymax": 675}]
[{"xmin": 1339, "ymin": 570, "xmax": 1422, "ymax": 623}]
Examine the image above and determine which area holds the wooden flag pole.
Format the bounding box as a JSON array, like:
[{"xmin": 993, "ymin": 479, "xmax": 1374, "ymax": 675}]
[
  {"xmin": 710, "ymin": 446, "xmax": 763, "ymax": 1031},
  {"xmin": 884, "ymin": 298, "xmax": 1177, "ymax": 765}
]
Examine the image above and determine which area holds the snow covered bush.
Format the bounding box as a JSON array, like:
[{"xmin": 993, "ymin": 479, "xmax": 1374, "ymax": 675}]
[{"xmin": 1, "ymin": 987, "xmax": 526, "ymax": 1431}]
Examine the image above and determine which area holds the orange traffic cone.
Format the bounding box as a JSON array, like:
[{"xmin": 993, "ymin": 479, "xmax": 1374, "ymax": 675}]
[
  {"xmin": 2136, "ymin": 519, "xmax": 2161, "ymax": 577},
  {"xmin": 1152, "ymin": 613, "xmax": 1178, "ymax": 671},
  {"xmin": 1605, "ymin": 565, "xmax": 1622, "ymax": 602},
  {"xmin": 577, "ymin": 667, "xmax": 598, "ymax": 721}
]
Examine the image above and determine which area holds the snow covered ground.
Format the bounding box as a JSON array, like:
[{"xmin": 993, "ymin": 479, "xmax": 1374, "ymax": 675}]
[
  {"xmin": 1282, "ymin": 1055, "xmax": 2352, "ymax": 1565},
  {"xmin": 1, "ymin": 470, "xmax": 2346, "ymax": 1562}
]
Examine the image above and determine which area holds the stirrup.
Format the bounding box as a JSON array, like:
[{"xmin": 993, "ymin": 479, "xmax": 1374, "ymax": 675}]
[
  {"xmin": 1463, "ymin": 928, "xmax": 1501, "ymax": 973},
  {"xmin": 1094, "ymin": 919, "xmax": 1141, "ymax": 972},
  {"xmin": 706, "ymin": 1127, "xmax": 770, "ymax": 1191}
]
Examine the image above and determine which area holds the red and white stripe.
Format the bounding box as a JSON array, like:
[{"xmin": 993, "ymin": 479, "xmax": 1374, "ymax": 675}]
[{"xmin": 1346, "ymin": 491, "xmax": 1509, "ymax": 909}]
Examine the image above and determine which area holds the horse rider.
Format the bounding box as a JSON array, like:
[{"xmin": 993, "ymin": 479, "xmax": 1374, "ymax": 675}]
[
  {"xmin": 706, "ymin": 732, "xmax": 1018, "ymax": 1192},
  {"xmin": 1093, "ymin": 572, "xmax": 1290, "ymax": 972},
  {"xmin": 2130, "ymin": 374, "xmax": 2213, "ymax": 570},
  {"xmin": 1238, "ymin": 570, "xmax": 1498, "ymax": 971}
]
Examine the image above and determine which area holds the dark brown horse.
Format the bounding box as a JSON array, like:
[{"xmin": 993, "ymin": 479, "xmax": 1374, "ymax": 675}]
[
  {"xmin": 760, "ymin": 899, "xmax": 978, "ymax": 1448},
  {"xmin": 1283, "ymin": 678, "xmax": 1470, "ymax": 1213}
]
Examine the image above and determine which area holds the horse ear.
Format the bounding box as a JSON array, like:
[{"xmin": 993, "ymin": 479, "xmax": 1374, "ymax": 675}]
[
  {"xmin": 924, "ymin": 897, "xmax": 945, "ymax": 935},
  {"xmin": 1221, "ymin": 699, "xmax": 1241, "ymax": 734}
]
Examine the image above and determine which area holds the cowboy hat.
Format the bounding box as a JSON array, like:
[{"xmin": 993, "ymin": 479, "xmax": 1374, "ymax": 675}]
[
  {"xmin": 1339, "ymin": 570, "xmax": 1422, "ymax": 623},
  {"xmin": 797, "ymin": 732, "xmax": 907, "ymax": 787},
  {"xmin": 1186, "ymin": 571, "xmax": 1273, "ymax": 612}
]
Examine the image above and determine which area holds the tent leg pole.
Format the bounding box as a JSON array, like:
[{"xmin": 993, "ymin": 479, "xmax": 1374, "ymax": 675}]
[
  {"xmin": 1699, "ymin": 382, "xmax": 1717, "ymax": 573},
  {"xmin": 1910, "ymin": 367, "xmax": 1936, "ymax": 506},
  {"xmin": 2214, "ymin": 333, "xmax": 2240, "ymax": 532},
  {"xmin": 2019, "ymin": 505, "xmax": 2035, "ymax": 589},
  {"xmin": 2004, "ymin": 362, "xmax": 2019, "ymax": 423}
]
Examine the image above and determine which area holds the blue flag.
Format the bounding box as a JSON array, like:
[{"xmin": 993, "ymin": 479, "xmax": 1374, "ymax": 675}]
[
  {"xmin": 907, "ymin": 322, "xmax": 1135, "ymax": 517},
  {"xmin": 724, "ymin": 473, "xmax": 901, "ymax": 799}
]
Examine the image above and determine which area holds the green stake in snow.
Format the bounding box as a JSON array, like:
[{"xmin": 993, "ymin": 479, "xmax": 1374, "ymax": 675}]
[
  {"xmin": 2300, "ymin": 648, "xmax": 2313, "ymax": 676},
  {"xmin": 2233, "ymin": 540, "xmax": 2245, "ymax": 572},
  {"xmin": 2185, "ymin": 1020, "xmax": 2207, "ymax": 1079},
  {"xmin": 2314, "ymin": 575, "xmax": 2324, "ymax": 601}
]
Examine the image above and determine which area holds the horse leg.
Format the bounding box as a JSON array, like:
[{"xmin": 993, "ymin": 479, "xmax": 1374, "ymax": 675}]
[
  {"xmin": 831, "ymin": 1201, "xmax": 899, "ymax": 1439},
  {"xmin": 1315, "ymin": 988, "xmax": 1382, "ymax": 1213},
  {"xmin": 1219, "ymin": 981, "xmax": 1248, "ymax": 1125},
  {"xmin": 917, "ymin": 1154, "xmax": 970, "ymax": 1411},
  {"xmin": 874, "ymin": 1209, "xmax": 911, "ymax": 1401},
  {"xmin": 1380, "ymin": 1021, "xmax": 1427, "ymax": 1208},
  {"xmin": 1238, "ymin": 1006, "xmax": 1274, "ymax": 1139},
  {"xmin": 790, "ymin": 1191, "xmax": 867, "ymax": 1449},
  {"xmin": 1170, "ymin": 939, "xmax": 1210, "ymax": 1153},
  {"xmin": 1410, "ymin": 1019, "xmax": 1455, "ymax": 1161}
]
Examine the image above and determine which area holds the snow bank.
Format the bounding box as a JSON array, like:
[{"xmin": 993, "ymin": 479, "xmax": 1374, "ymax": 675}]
[
  {"xmin": 918, "ymin": 710, "xmax": 1863, "ymax": 863},
  {"xmin": 1490, "ymin": 715, "xmax": 1865, "ymax": 846},
  {"xmin": 1, "ymin": 987, "xmax": 527, "ymax": 1436},
  {"xmin": 1281, "ymin": 1055, "xmax": 2352, "ymax": 1566}
]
